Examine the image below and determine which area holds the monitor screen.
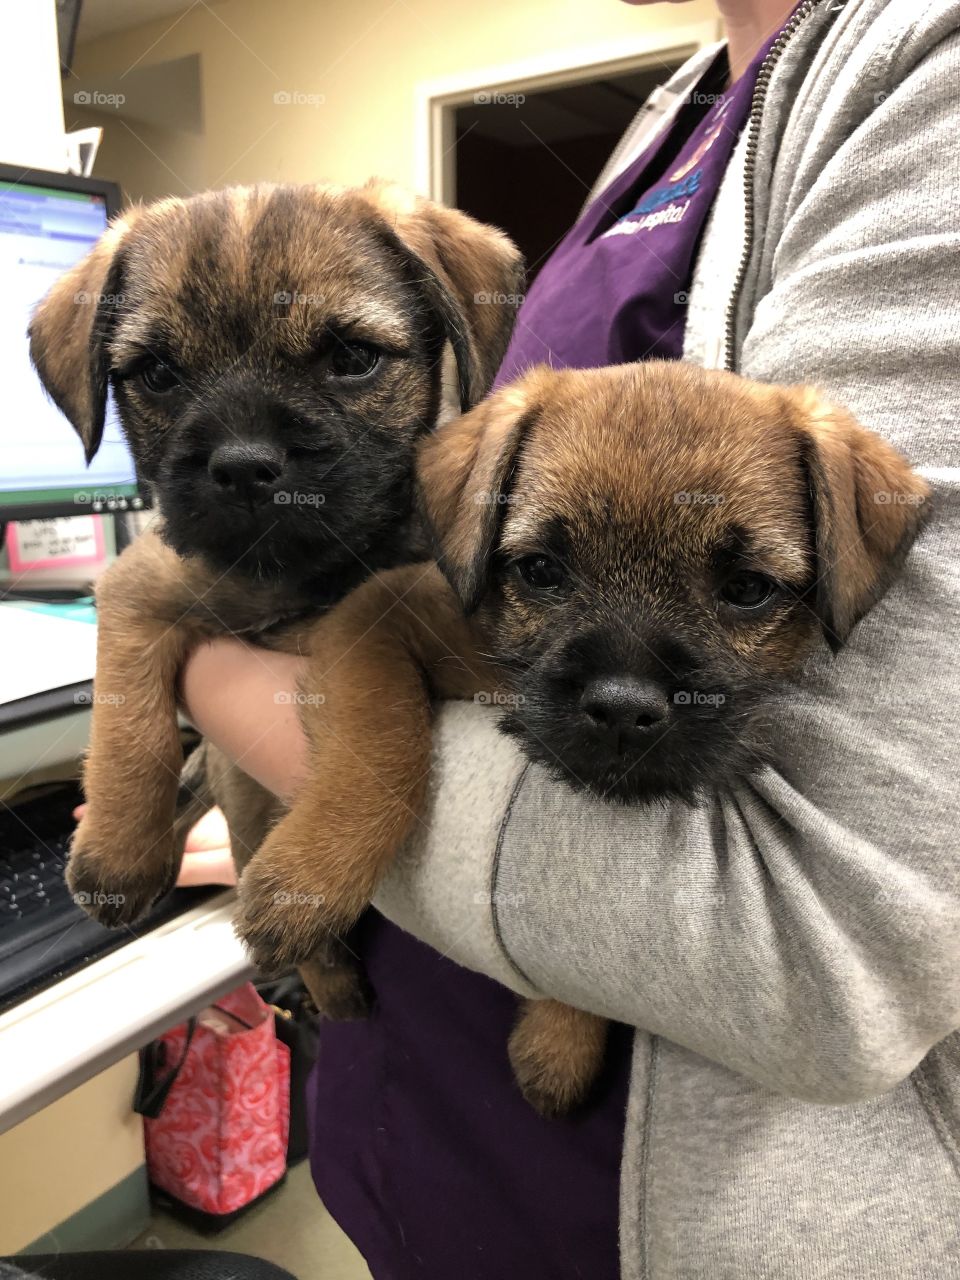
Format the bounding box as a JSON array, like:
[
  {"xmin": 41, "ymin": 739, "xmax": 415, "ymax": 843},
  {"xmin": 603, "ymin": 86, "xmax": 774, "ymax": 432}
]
[{"xmin": 0, "ymin": 169, "xmax": 145, "ymax": 521}]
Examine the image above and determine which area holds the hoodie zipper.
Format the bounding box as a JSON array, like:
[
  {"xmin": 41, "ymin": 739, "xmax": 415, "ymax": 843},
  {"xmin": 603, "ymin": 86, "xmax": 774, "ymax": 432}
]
[{"xmin": 722, "ymin": 0, "xmax": 823, "ymax": 371}]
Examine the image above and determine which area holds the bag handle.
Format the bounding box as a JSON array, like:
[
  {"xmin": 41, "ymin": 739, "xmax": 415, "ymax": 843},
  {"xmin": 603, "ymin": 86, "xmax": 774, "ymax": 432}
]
[
  {"xmin": 210, "ymin": 1002, "xmax": 256, "ymax": 1031},
  {"xmin": 133, "ymin": 996, "xmax": 261, "ymax": 1118},
  {"xmin": 133, "ymin": 1018, "xmax": 198, "ymax": 1119}
]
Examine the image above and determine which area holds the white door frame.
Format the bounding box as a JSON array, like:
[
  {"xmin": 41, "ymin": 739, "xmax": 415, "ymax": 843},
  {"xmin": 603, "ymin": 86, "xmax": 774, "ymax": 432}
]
[{"xmin": 413, "ymin": 20, "xmax": 722, "ymax": 202}]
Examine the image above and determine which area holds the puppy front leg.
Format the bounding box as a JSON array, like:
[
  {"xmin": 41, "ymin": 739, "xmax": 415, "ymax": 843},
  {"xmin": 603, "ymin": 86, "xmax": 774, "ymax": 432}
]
[
  {"xmin": 207, "ymin": 749, "xmax": 372, "ymax": 1020},
  {"xmin": 233, "ymin": 596, "xmax": 433, "ymax": 969},
  {"xmin": 509, "ymin": 999, "xmax": 609, "ymax": 1117},
  {"xmin": 68, "ymin": 537, "xmax": 194, "ymax": 925},
  {"xmin": 235, "ymin": 563, "xmax": 487, "ymax": 971}
]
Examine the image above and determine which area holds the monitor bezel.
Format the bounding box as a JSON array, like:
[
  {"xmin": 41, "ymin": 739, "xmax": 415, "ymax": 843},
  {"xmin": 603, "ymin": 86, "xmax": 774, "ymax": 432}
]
[
  {"xmin": 0, "ymin": 162, "xmax": 121, "ymax": 217},
  {"xmin": 0, "ymin": 162, "xmax": 150, "ymax": 523}
]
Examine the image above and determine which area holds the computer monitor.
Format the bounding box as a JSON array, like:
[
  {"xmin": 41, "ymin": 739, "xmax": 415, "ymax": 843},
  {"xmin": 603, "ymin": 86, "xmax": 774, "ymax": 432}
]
[{"xmin": 0, "ymin": 162, "xmax": 148, "ymax": 522}]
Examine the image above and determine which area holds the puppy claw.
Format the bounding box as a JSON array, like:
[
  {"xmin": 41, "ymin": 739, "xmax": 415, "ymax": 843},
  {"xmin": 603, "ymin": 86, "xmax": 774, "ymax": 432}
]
[
  {"xmin": 235, "ymin": 922, "xmax": 321, "ymax": 975},
  {"xmin": 234, "ymin": 864, "xmax": 357, "ymax": 974},
  {"xmin": 67, "ymin": 825, "xmax": 179, "ymax": 928},
  {"xmin": 514, "ymin": 1075, "xmax": 578, "ymax": 1119}
]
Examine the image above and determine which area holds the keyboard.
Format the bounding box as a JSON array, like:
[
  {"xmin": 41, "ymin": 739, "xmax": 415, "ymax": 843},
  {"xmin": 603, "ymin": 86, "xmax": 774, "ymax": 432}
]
[{"xmin": 0, "ymin": 783, "xmax": 218, "ymax": 1013}]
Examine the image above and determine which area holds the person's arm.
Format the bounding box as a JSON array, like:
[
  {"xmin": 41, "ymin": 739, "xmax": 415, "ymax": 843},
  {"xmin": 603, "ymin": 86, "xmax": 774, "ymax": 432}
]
[
  {"xmin": 374, "ymin": 25, "xmax": 960, "ymax": 1103},
  {"xmin": 180, "ymin": 638, "xmax": 541, "ymax": 999},
  {"xmin": 180, "ymin": 639, "xmax": 309, "ymax": 801}
]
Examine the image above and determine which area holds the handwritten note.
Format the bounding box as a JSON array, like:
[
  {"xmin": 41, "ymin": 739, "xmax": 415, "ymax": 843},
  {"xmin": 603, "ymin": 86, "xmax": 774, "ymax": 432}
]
[{"xmin": 6, "ymin": 516, "xmax": 106, "ymax": 572}]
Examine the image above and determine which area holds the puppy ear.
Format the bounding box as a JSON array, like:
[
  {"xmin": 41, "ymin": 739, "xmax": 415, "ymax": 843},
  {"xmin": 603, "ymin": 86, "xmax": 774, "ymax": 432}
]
[
  {"xmin": 418, "ymin": 383, "xmax": 539, "ymax": 612},
  {"xmin": 362, "ymin": 180, "xmax": 524, "ymax": 410},
  {"xmin": 790, "ymin": 387, "xmax": 931, "ymax": 651},
  {"xmin": 29, "ymin": 212, "xmax": 139, "ymax": 462}
]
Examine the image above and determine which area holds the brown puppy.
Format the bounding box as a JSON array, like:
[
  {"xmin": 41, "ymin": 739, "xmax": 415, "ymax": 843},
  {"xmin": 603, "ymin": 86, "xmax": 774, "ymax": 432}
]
[
  {"xmin": 229, "ymin": 361, "xmax": 930, "ymax": 1114},
  {"xmin": 29, "ymin": 180, "xmax": 522, "ymax": 1014}
]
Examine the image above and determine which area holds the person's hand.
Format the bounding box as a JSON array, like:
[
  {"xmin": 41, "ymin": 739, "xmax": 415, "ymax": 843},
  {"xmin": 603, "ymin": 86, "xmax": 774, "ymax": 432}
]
[
  {"xmin": 170, "ymin": 805, "xmax": 237, "ymax": 886},
  {"xmin": 179, "ymin": 637, "xmax": 310, "ymax": 801},
  {"xmin": 73, "ymin": 638, "xmax": 308, "ymax": 896},
  {"xmin": 73, "ymin": 802, "xmax": 237, "ymax": 887}
]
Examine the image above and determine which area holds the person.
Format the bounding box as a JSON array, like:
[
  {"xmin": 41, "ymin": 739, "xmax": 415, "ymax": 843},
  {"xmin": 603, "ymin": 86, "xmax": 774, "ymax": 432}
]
[{"xmin": 178, "ymin": 0, "xmax": 960, "ymax": 1274}]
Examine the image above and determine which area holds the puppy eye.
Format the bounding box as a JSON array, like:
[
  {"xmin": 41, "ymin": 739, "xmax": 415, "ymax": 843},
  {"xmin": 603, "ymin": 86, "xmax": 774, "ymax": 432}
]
[
  {"xmin": 514, "ymin": 554, "xmax": 566, "ymax": 592},
  {"xmin": 719, "ymin": 571, "xmax": 778, "ymax": 611},
  {"xmin": 137, "ymin": 360, "xmax": 181, "ymax": 395},
  {"xmin": 330, "ymin": 341, "xmax": 381, "ymax": 379}
]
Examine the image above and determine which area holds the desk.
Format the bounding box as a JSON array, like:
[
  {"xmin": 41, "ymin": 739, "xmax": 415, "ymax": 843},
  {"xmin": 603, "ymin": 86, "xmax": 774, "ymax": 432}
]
[
  {"xmin": 0, "ymin": 603, "xmax": 254, "ymax": 1134},
  {"xmin": 0, "ymin": 890, "xmax": 253, "ymax": 1135},
  {"xmin": 0, "ymin": 600, "xmax": 98, "ymax": 792}
]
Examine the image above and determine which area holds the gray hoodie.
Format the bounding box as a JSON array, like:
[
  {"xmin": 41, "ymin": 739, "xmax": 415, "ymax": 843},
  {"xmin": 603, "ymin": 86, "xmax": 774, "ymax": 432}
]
[{"xmin": 375, "ymin": 0, "xmax": 960, "ymax": 1273}]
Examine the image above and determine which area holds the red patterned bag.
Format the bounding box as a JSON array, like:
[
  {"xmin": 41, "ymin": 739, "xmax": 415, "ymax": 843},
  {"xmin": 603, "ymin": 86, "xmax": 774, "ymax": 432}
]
[{"xmin": 134, "ymin": 982, "xmax": 290, "ymax": 1219}]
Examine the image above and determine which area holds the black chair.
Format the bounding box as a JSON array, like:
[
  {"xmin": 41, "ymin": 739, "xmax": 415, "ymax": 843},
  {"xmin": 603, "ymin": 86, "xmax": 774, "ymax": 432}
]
[{"xmin": 1, "ymin": 1253, "xmax": 297, "ymax": 1280}]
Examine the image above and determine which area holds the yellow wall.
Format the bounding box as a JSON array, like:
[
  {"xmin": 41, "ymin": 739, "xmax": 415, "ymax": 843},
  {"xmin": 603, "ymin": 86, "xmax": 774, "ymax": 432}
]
[
  {"xmin": 71, "ymin": 0, "xmax": 717, "ymax": 204},
  {"xmin": 0, "ymin": 1056, "xmax": 144, "ymax": 1253}
]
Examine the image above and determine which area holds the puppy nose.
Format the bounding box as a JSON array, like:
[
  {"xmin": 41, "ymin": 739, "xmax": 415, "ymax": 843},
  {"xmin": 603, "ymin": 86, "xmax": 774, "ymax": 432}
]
[
  {"xmin": 208, "ymin": 441, "xmax": 285, "ymax": 503},
  {"xmin": 580, "ymin": 676, "xmax": 671, "ymax": 740}
]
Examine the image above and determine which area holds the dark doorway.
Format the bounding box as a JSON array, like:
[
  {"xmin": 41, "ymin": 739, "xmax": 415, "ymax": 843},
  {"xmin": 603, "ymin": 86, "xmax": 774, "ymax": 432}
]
[{"xmin": 453, "ymin": 63, "xmax": 684, "ymax": 281}]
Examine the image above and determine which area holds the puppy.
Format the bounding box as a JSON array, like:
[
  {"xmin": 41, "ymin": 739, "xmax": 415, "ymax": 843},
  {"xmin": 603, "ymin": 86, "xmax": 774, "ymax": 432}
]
[
  {"xmin": 229, "ymin": 360, "xmax": 931, "ymax": 1114},
  {"xmin": 29, "ymin": 180, "xmax": 522, "ymax": 1014}
]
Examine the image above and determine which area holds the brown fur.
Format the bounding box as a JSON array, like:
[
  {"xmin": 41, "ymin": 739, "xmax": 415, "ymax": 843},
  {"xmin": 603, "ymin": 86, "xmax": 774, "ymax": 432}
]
[
  {"xmin": 28, "ymin": 179, "xmax": 522, "ymax": 1020},
  {"xmin": 229, "ymin": 362, "xmax": 929, "ymax": 1114},
  {"xmin": 30, "ymin": 182, "xmax": 521, "ymax": 469},
  {"xmin": 32, "ymin": 194, "xmax": 928, "ymax": 1113}
]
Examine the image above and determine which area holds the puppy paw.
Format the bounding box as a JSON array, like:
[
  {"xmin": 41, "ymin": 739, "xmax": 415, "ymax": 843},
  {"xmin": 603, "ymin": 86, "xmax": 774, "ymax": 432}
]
[
  {"xmin": 508, "ymin": 1035, "xmax": 591, "ymax": 1118},
  {"xmin": 67, "ymin": 818, "xmax": 179, "ymax": 927},
  {"xmin": 299, "ymin": 954, "xmax": 373, "ymax": 1022},
  {"xmin": 508, "ymin": 1001, "xmax": 607, "ymax": 1118},
  {"xmin": 234, "ymin": 858, "xmax": 358, "ymax": 974}
]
